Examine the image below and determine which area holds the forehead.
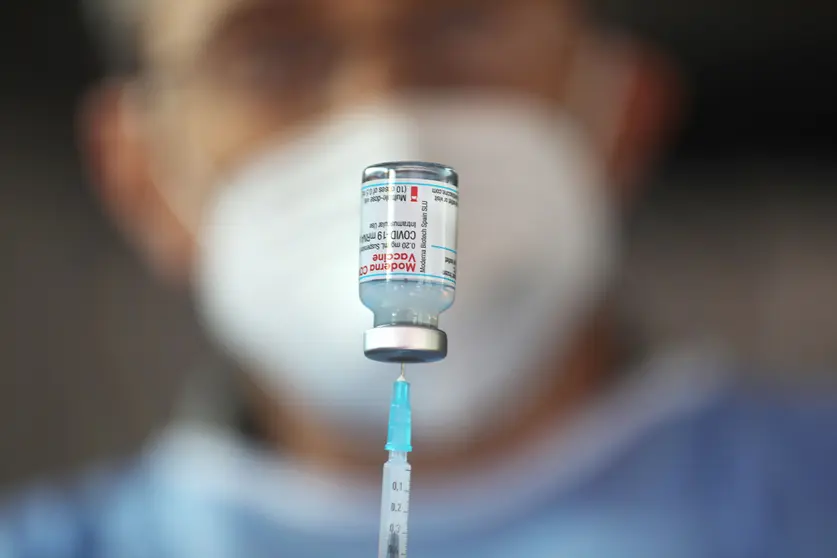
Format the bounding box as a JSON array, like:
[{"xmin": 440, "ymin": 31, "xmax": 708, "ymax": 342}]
[{"xmin": 143, "ymin": 0, "xmax": 579, "ymax": 63}]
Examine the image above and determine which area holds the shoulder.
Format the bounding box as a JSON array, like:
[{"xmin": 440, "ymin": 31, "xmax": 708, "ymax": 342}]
[
  {"xmin": 622, "ymin": 350, "xmax": 837, "ymax": 472},
  {"xmin": 690, "ymin": 377, "xmax": 837, "ymax": 470},
  {"xmin": 0, "ymin": 458, "xmax": 156, "ymax": 558},
  {"xmin": 715, "ymin": 381, "xmax": 837, "ymax": 491},
  {"xmin": 0, "ymin": 428, "xmax": 263, "ymax": 558},
  {"xmin": 640, "ymin": 360, "xmax": 837, "ymax": 489},
  {"xmin": 692, "ymin": 379, "xmax": 837, "ymax": 554},
  {"xmin": 588, "ymin": 348, "xmax": 837, "ymax": 503},
  {"xmin": 589, "ymin": 354, "xmax": 837, "ymax": 554}
]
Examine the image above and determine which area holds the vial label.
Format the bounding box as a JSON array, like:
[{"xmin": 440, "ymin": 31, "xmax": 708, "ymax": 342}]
[{"xmin": 359, "ymin": 179, "xmax": 458, "ymax": 287}]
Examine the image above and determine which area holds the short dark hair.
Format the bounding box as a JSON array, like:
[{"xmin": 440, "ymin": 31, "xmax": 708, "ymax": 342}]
[{"xmin": 82, "ymin": 0, "xmax": 632, "ymax": 75}]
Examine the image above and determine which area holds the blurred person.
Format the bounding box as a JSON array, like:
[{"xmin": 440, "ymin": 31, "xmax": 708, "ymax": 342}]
[{"xmin": 2, "ymin": 0, "xmax": 837, "ymax": 556}]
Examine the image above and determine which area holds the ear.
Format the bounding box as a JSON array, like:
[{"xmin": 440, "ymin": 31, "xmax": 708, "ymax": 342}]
[
  {"xmin": 78, "ymin": 81, "xmax": 195, "ymax": 285},
  {"xmin": 567, "ymin": 34, "xmax": 684, "ymax": 205}
]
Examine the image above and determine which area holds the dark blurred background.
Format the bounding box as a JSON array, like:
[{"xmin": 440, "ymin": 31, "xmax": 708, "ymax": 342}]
[{"xmin": 1, "ymin": 0, "xmax": 835, "ymax": 488}]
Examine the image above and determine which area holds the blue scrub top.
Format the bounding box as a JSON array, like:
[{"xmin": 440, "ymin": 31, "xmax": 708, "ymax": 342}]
[{"xmin": 2, "ymin": 349, "xmax": 836, "ymax": 558}]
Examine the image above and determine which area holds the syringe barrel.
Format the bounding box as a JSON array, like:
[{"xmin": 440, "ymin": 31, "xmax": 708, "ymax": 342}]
[
  {"xmin": 378, "ymin": 452, "xmax": 411, "ymax": 558},
  {"xmin": 359, "ymin": 162, "xmax": 459, "ymax": 364}
]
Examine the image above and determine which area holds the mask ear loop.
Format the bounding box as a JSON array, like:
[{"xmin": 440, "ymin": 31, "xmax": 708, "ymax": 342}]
[
  {"xmin": 129, "ymin": 76, "xmax": 225, "ymax": 236},
  {"xmin": 126, "ymin": 75, "xmax": 237, "ymax": 287}
]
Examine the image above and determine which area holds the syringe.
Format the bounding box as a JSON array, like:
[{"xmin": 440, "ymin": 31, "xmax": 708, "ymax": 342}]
[
  {"xmin": 378, "ymin": 363, "xmax": 412, "ymax": 558},
  {"xmin": 359, "ymin": 162, "xmax": 459, "ymax": 557}
]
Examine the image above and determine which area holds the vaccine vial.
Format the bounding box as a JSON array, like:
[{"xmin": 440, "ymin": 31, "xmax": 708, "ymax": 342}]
[{"xmin": 359, "ymin": 161, "xmax": 459, "ymax": 363}]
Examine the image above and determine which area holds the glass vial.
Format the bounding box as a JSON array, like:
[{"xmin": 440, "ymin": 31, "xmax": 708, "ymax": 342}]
[{"xmin": 359, "ymin": 161, "xmax": 459, "ymax": 363}]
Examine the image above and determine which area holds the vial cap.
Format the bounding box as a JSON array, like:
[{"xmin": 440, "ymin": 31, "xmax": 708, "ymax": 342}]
[{"xmin": 364, "ymin": 326, "xmax": 447, "ymax": 363}]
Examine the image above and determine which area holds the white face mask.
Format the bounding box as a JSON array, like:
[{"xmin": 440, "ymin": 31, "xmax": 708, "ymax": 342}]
[{"xmin": 194, "ymin": 94, "xmax": 617, "ymax": 448}]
